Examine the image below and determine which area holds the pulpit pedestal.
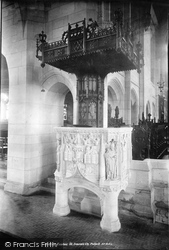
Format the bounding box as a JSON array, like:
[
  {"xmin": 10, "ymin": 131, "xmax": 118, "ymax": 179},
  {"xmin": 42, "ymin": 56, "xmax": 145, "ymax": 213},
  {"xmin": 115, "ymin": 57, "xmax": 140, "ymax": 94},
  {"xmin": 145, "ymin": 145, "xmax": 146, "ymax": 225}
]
[
  {"xmin": 53, "ymin": 180, "xmax": 70, "ymax": 216},
  {"xmin": 100, "ymin": 187, "xmax": 121, "ymax": 232}
]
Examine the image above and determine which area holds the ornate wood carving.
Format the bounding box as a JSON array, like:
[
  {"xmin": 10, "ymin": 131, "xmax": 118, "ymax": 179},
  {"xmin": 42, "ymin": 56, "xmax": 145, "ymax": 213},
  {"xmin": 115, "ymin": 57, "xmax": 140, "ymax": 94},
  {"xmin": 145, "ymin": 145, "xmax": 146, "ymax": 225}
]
[
  {"xmin": 36, "ymin": 13, "xmax": 143, "ymax": 76},
  {"xmin": 77, "ymin": 75, "xmax": 104, "ymax": 127},
  {"xmin": 132, "ymin": 114, "xmax": 169, "ymax": 160}
]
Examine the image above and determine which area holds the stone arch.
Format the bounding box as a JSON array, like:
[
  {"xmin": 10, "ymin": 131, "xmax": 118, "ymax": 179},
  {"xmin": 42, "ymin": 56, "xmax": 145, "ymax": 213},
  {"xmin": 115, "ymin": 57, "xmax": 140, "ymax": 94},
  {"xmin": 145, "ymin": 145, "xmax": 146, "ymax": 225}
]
[
  {"xmin": 42, "ymin": 73, "xmax": 76, "ymax": 101},
  {"xmin": 107, "ymin": 77, "xmax": 124, "ymax": 119},
  {"xmin": 64, "ymin": 178, "xmax": 105, "ymax": 201},
  {"xmin": 131, "ymin": 88, "xmax": 139, "ymax": 125},
  {"xmin": 41, "ymin": 73, "xmax": 76, "ymax": 127},
  {"xmin": 1, "ymin": 54, "xmax": 9, "ymax": 93},
  {"xmin": 56, "ymin": 177, "xmax": 105, "ymax": 217},
  {"xmin": 1, "ymin": 54, "xmax": 9, "ymax": 163},
  {"xmin": 64, "ymin": 91, "xmax": 73, "ymax": 126},
  {"xmin": 146, "ymin": 101, "xmax": 151, "ymax": 119},
  {"xmin": 66, "ymin": 181, "xmax": 104, "ymax": 217},
  {"xmin": 1, "ymin": 54, "xmax": 9, "ymax": 122}
]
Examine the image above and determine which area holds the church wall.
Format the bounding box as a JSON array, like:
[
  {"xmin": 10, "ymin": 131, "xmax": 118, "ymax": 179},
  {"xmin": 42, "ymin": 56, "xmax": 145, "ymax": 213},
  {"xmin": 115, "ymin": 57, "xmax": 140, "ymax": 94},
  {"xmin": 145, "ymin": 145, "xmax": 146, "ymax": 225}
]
[
  {"xmin": 46, "ymin": 1, "xmax": 98, "ymax": 42},
  {"xmin": 2, "ymin": 2, "xmax": 77, "ymax": 194}
]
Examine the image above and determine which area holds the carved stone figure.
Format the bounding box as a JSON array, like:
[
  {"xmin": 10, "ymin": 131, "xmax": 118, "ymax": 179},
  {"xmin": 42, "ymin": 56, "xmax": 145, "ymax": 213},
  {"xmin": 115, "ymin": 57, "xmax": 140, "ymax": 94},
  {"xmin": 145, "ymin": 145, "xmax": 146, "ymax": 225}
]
[
  {"xmin": 84, "ymin": 145, "xmax": 92, "ymax": 164},
  {"xmin": 104, "ymin": 139, "xmax": 117, "ymax": 180},
  {"xmin": 64, "ymin": 144, "xmax": 73, "ymax": 161},
  {"xmin": 91, "ymin": 147, "xmax": 99, "ymax": 164},
  {"xmin": 56, "ymin": 138, "xmax": 61, "ymax": 171},
  {"xmin": 73, "ymin": 146, "xmax": 84, "ymax": 163},
  {"xmin": 84, "ymin": 145, "xmax": 99, "ymax": 165}
]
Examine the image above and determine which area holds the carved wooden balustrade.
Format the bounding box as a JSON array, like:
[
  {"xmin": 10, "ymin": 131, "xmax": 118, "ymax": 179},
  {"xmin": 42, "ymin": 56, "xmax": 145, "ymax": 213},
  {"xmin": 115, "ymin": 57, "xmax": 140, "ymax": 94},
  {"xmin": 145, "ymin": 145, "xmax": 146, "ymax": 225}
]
[
  {"xmin": 53, "ymin": 126, "xmax": 132, "ymax": 232},
  {"xmin": 36, "ymin": 14, "xmax": 143, "ymax": 76},
  {"xmin": 132, "ymin": 115, "xmax": 169, "ymax": 160}
]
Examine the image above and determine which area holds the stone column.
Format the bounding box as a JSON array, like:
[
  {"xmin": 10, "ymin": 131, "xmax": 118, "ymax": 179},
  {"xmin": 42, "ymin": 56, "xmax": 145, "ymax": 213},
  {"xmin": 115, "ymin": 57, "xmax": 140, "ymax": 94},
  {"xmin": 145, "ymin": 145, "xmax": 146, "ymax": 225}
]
[
  {"xmin": 124, "ymin": 71, "xmax": 131, "ymax": 125},
  {"xmin": 139, "ymin": 68, "xmax": 144, "ymax": 120},
  {"xmin": 4, "ymin": 21, "xmax": 43, "ymax": 194},
  {"xmin": 4, "ymin": 15, "xmax": 56, "ymax": 194},
  {"xmin": 103, "ymin": 83, "xmax": 108, "ymax": 128},
  {"xmin": 143, "ymin": 28, "xmax": 151, "ymax": 118},
  {"xmin": 73, "ymin": 99, "xmax": 79, "ymax": 125},
  {"xmin": 53, "ymin": 180, "xmax": 70, "ymax": 216},
  {"xmin": 100, "ymin": 189, "xmax": 121, "ymax": 232}
]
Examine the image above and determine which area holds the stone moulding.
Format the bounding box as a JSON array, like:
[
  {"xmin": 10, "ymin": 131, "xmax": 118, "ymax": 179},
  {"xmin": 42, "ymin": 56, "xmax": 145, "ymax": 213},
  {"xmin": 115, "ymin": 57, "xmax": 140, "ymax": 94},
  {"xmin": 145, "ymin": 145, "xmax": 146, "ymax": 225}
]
[{"xmin": 53, "ymin": 126, "xmax": 132, "ymax": 232}]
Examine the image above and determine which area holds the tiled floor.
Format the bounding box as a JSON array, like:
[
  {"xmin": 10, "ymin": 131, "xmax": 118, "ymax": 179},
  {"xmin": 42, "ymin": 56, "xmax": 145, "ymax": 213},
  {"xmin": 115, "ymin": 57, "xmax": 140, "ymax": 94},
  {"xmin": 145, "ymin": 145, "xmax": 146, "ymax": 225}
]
[
  {"xmin": 0, "ymin": 160, "xmax": 169, "ymax": 250},
  {"xmin": 0, "ymin": 189, "xmax": 169, "ymax": 250}
]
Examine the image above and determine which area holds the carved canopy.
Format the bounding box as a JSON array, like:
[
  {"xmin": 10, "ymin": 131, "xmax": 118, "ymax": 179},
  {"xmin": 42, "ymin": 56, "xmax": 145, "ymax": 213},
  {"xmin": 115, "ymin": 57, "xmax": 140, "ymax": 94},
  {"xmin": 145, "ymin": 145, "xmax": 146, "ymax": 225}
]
[{"xmin": 36, "ymin": 14, "xmax": 143, "ymax": 77}]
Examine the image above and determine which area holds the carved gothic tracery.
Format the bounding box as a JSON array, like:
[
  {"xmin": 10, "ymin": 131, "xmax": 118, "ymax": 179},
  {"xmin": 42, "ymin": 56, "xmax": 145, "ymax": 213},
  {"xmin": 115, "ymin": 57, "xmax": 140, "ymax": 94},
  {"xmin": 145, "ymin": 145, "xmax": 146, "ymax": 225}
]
[
  {"xmin": 36, "ymin": 11, "xmax": 143, "ymax": 76},
  {"xmin": 55, "ymin": 127, "xmax": 131, "ymax": 186},
  {"xmin": 77, "ymin": 75, "xmax": 104, "ymax": 127}
]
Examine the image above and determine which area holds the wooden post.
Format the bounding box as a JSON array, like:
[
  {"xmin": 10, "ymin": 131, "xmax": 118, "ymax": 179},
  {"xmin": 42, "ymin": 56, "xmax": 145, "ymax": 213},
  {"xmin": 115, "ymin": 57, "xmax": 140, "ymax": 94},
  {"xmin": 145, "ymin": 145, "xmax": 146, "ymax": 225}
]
[
  {"xmin": 67, "ymin": 23, "xmax": 71, "ymax": 55},
  {"xmin": 83, "ymin": 18, "xmax": 86, "ymax": 53}
]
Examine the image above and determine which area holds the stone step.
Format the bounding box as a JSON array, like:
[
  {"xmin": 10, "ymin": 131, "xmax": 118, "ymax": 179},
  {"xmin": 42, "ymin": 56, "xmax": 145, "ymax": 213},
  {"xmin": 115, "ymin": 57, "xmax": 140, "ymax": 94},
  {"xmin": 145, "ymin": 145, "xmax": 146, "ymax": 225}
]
[
  {"xmin": 40, "ymin": 182, "xmax": 55, "ymax": 194},
  {"xmin": 40, "ymin": 174, "xmax": 55, "ymax": 194}
]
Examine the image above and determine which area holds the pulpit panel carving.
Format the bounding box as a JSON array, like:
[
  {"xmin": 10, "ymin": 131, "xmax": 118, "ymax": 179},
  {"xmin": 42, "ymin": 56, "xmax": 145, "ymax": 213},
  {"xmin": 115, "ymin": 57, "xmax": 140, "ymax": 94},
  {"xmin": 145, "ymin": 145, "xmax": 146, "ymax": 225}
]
[
  {"xmin": 55, "ymin": 127, "xmax": 132, "ymax": 187},
  {"xmin": 55, "ymin": 130, "xmax": 103, "ymax": 182}
]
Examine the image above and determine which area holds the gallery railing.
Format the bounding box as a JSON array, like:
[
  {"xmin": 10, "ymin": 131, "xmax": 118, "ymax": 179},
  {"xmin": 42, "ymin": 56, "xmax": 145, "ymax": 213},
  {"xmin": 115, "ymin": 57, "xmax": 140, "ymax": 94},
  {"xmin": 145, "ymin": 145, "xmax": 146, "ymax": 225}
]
[{"xmin": 36, "ymin": 14, "xmax": 143, "ymax": 75}]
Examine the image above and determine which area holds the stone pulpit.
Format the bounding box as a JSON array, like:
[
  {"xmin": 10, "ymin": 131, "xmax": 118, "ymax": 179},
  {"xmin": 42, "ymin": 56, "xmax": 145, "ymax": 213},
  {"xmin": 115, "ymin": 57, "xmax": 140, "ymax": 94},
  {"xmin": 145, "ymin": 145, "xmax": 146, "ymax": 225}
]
[{"xmin": 53, "ymin": 126, "xmax": 132, "ymax": 232}]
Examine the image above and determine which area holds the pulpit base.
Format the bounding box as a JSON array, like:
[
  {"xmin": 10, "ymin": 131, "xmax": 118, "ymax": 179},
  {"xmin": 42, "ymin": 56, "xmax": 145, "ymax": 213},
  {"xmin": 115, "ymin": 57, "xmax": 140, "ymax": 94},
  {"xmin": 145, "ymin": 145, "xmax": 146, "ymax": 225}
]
[
  {"xmin": 100, "ymin": 218, "xmax": 121, "ymax": 233},
  {"xmin": 53, "ymin": 204, "xmax": 70, "ymax": 216}
]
